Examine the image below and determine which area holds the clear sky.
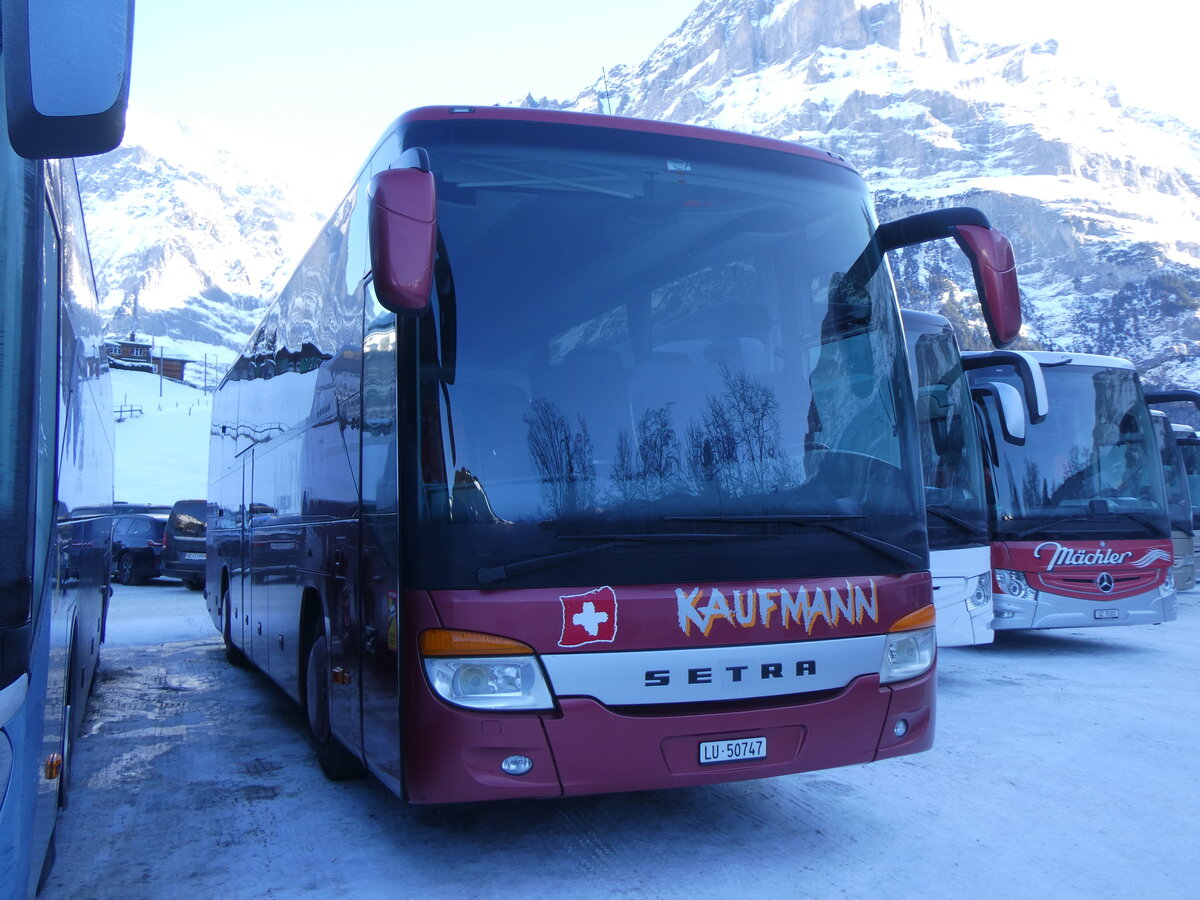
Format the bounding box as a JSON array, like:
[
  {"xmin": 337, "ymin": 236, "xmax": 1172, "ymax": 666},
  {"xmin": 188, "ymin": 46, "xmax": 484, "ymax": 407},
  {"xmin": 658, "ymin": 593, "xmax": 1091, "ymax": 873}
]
[{"xmin": 127, "ymin": 0, "xmax": 1199, "ymax": 212}]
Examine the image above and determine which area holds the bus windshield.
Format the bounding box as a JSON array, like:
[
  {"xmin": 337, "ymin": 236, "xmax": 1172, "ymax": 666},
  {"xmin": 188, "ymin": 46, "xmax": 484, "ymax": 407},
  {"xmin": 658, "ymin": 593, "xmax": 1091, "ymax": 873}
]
[
  {"xmin": 401, "ymin": 118, "xmax": 925, "ymax": 587},
  {"xmin": 978, "ymin": 362, "xmax": 1169, "ymax": 541},
  {"xmin": 1177, "ymin": 436, "xmax": 1200, "ymax": 527},
  {"xmin": 1151, "ymin": 415, "xmax": 1193, "ymax": 532},
  {"xmin": 905, "ymin": 318, "xmax": 987, "ymax": 548}
]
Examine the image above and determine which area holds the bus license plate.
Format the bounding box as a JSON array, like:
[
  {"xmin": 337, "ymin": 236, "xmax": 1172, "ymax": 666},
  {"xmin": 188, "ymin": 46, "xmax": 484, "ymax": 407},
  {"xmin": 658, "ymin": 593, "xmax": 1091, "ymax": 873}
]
[
  {"xmin": 184, "ymin": 552, "xmax": 205, "ymax": 560},
  {"xmin": 1094, "ymin": 608, "xmax": 1119, "ymax": 619},
  {"xmin": 699, "ymin": 737, "xmax": 767, "ymax": 765}
]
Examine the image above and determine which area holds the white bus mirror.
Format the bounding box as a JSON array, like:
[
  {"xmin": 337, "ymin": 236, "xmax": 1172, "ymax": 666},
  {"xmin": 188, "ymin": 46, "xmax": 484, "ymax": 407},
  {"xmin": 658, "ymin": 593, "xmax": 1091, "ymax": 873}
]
[{"xmin": 3, "ymin": 0, "xmax": 134, "ymax": 158}]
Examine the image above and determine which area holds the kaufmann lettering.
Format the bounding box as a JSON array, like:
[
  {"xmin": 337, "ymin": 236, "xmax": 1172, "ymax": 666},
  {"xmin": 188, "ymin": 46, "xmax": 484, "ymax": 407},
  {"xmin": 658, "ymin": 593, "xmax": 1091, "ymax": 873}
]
[
  {"xmin": 645, "ymin": 659, "xmax": 818, "ymax": 688},
  {"xmin": 676, "ymin": 581, "xmax": 879, "ymax": 637},
  {"xmin": 1033, "ymin": 541, "xmax": 1132, "ymax": 572}
]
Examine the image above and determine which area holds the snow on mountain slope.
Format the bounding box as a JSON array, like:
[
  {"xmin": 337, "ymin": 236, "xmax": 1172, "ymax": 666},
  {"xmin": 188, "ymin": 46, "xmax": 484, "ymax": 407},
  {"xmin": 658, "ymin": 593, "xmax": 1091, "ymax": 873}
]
[
  {"xmin": 77, "ymin": 0, "xmax": 1200, "ymax": 394},
  {"xmin": 78, "ymin": 108, "xmax": 326, "ymax": 358},
  {"xmin": 526, "ymin": 0, "xmax": 1200, "ymax": 379}
]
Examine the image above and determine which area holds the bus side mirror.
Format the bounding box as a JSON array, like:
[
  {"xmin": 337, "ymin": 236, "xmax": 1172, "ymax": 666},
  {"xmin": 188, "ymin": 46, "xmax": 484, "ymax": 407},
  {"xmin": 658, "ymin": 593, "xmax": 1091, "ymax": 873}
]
[
  {"xmin": 3, "ymin": 0, "xmax": 134, "ymax": 158},
  {"xmin": 953, "ymin": 225, "xmax": 1021, "ymax": 349},
  {"xmin": 963, "ymin": 350, "xmax": 1048, "ymax": 424},
  {"xmin": 369, "ymin": 167, "xmax": 437, "ymax": 313},
  {"xmin": 876, "ymin": 207, "xmax": 1021, "ymax": 349},
  {"xmin": 1144, "ymin": 389, "xmax": 1200, "ymax": 418}
]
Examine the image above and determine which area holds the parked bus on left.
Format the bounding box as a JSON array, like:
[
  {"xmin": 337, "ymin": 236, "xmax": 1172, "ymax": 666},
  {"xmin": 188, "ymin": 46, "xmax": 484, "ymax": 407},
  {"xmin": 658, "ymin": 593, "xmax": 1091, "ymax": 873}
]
[{"xmin": 0, "ymin": 2, "xmax": 133, "ymax": 896}]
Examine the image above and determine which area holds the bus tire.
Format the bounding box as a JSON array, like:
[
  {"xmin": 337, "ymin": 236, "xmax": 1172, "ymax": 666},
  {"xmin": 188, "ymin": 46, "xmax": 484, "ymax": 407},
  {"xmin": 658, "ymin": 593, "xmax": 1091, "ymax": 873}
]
[
  {"xmin": 222, "ymin": 583, "xmax": 250, "ymax": 668},
  {"xmin": 303, "ymin": 619, "xmax": 364, "ymax": 780},
  {"xmin": 58, "ymin": 636, "xmax": 78, "ymax": 810}
]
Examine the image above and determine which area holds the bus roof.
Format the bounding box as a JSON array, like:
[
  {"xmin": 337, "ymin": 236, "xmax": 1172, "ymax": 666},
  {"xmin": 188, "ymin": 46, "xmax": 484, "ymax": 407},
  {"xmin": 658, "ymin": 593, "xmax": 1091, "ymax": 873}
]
[
  {"xmin": 900, "ymin": 308, "xmax": 951, "ymax": 331},
  {"xmin": 391, "ymin": 106, "xmax": 859, "ymax": 174},
  {"xmin": 1023, "ymin": 350, "xmax": 1138, "ymax": 371}
]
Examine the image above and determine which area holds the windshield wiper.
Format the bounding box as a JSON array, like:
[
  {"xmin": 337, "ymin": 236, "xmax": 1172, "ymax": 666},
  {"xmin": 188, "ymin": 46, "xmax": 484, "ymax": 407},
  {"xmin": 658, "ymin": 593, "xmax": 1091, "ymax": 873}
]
[
  {"xmin": 663, "ymin": 515, "xmax": 924, "ymax": 569},
  {"xmin": 476, "ymin": 533, "xmax": 760, "ymax": 586},
  {"xmin": 925, "ymin": 504, "xmax": 988, "ymax": 540},
  {"xmin": 1014, "ymin": 510, "xmax": 1166, "ymax": 540}
]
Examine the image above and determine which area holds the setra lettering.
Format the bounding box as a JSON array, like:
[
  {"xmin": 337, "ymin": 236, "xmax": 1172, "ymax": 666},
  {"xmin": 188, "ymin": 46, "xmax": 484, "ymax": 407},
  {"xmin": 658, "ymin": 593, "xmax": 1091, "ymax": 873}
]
[{"xmin": 644, "ymin": 659, "xmax": 818, "ymax": 687}]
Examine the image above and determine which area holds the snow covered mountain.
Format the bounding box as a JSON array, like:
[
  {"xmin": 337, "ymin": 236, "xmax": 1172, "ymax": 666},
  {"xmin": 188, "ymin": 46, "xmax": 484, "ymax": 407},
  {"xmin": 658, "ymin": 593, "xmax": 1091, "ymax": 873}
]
[
  {"xmin": 524, "ymin": 0, "xmax": 1200, "ymax": 383},
  {"xmin": 78, "ymin": 0, "xmax": 1200, "ymax": 392},
  {"xmin": 77, "ymin": 109, "xmax": 324, "ymax": 365}
]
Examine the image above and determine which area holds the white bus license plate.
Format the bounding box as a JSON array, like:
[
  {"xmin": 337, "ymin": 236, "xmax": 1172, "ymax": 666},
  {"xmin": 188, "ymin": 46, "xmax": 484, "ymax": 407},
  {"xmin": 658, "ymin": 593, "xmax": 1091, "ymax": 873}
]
[
  {"xmin": 1094, "ymin": 608, "xmax": 1119, "ymax": 619},
  {"xmin": 699, "ymin": 737, "xmax": 767, "ymax": 765},
  {"xmin": 184, "ymin": 552, "xmax": 205, "ymax": 560}
]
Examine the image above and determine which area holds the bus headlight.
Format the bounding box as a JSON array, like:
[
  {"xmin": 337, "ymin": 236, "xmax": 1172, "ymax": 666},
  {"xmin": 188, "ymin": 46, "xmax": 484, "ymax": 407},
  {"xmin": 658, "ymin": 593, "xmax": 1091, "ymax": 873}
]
[
  {"xmin": 1159, "ymin": 569, "xmax": 1175, "ymax": 597},
  {"xmin": 995, "ymin": 568, "xmax": 1037, "ymax": 603},
  {"xmin": 0, "ymin": 730, "xmax": 12, "ymax": 805},
  {"xmin": 965, "ymin": 573, "xmax": 992, "ymax": 611},
  {"xmin": 420, "ymin": 629, "xmax": 554, "ymax": 711},
  {"xmin": 424, "ymin": 657, "xmax": 554, "ymax": 710},
  {"xmin": 880, "ymin": 605, "xmax": 936, "ymax": 684}
]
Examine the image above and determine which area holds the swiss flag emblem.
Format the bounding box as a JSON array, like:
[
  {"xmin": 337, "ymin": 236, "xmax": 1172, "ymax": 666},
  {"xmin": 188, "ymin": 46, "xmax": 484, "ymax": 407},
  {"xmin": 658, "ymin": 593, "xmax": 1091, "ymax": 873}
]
[{"xmin": 559, "ymin": 586, "xmax": 618, "ymax": 647}]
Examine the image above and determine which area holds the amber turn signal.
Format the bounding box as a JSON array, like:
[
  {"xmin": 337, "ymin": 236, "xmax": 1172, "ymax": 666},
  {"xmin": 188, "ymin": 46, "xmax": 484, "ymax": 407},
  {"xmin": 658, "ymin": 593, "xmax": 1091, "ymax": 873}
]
[
  {"xmin": 419, "ymin": 629, "xmax": 534, "ymax": 657},
  {"xmin": 888, "ymin": 604, "xmax": 936, "ymax": 632}
]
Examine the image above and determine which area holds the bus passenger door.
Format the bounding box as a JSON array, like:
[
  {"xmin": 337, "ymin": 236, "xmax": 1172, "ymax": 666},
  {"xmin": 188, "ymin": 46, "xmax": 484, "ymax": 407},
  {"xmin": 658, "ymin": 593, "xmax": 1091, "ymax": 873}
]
[{"xmin": 359, "ymin": 291, "xmax": 403, "ymax": 789}]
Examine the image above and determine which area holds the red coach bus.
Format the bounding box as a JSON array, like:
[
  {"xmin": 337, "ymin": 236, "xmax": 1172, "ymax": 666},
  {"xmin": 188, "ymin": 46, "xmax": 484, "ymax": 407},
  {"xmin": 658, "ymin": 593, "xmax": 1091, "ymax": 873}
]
[
  {"xmin": 207, "ymin": 106, "xmax": 1021, "ymax": 802},
  {"xmin": 968, "ymin": 352, "xmax": 1176, "ymax": 630}
]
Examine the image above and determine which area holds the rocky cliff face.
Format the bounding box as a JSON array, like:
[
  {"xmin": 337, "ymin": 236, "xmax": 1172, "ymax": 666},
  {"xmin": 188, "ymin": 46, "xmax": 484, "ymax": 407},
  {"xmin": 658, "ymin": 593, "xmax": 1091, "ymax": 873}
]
[{"xmin": 526, "ymin": 0, "xmax": 1200, "ymax": 387}]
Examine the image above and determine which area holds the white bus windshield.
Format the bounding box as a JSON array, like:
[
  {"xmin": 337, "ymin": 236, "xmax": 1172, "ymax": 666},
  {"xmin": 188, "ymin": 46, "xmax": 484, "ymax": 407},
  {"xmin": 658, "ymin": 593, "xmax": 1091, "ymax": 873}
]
[{"xmin": 905, "ymin": 319, "xmax": 987, "ymax": 548}]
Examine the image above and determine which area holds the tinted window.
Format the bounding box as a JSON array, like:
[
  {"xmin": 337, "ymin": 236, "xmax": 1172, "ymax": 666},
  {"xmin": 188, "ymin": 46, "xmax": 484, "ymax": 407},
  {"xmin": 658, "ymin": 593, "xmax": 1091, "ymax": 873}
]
[{"xmin": 168, "ymin": 501, "xmax": 206, "ymax": 537}]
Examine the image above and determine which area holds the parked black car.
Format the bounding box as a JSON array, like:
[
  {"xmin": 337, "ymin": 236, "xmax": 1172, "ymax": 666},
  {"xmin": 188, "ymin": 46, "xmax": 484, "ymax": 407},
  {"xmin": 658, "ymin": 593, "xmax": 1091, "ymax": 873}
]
[
  {"xmin": 111, "ymin": 513, "xmax": 168, "ymax": 585},
  {"xmin": 160, "ymin": 499, "xmax": 207, "ymax": 590}
]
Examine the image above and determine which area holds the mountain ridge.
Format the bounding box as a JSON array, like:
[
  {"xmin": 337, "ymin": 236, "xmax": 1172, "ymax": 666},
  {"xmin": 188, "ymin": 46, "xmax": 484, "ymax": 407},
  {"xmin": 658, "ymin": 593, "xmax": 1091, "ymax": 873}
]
[{"xmin": 80, "ymin": 0, "xmax": 1200, "ymax": 392}]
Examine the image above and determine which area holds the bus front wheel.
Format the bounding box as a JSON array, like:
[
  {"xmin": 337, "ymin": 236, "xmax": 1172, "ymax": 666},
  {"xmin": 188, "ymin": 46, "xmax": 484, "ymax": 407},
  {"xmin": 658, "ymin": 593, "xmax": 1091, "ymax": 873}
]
[
  {"xmin": 222, "ymin": 583, "xmax": 249, "ymax": 668},
  {"xmin": 303, "ymin": 620, "xmax": 364, "ymax": 780}
]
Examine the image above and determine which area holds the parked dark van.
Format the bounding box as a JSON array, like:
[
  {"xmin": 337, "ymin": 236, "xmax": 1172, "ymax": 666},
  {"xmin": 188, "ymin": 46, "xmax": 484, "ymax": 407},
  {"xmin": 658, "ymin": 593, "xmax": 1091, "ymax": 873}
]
[
  {"xmin": 161, "ymin": 499, "xmax": 207, "ymax": 590},
  {"xmin": 112, "ymin": 513, "xmax": 168, "ymax": 584}
]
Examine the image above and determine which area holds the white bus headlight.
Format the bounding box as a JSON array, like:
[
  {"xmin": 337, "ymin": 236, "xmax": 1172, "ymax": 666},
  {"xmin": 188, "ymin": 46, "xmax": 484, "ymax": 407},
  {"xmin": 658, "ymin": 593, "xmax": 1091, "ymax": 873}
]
[
  {"xmin": 0, "ymin": 730, "xmax": 12, "ymax": 804},
  {"xmin": 965, "ymin": 573, "xmax": 992, "ymax": 611},
  {"xmin": 995, "ymin": 568, "xmax": 1037, "ymax": 602},
  {"xmin": 1159, "ymin": 569, "xmax": 1175, "ymax": 597},
  {"xmin": 420, "ymin": 629, "xmax": 554, "ymax": 711}
]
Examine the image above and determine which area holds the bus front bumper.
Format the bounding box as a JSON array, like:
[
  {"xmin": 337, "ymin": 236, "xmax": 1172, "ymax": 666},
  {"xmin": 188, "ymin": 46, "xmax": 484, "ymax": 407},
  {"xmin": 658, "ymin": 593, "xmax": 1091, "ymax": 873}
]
[
  {"xmin": 402, "ymin": 668, "xmax": 934, "ymax": 804},
  {"xmin": 992, "ymin": 587, "xmax": 1177, "ymax": 630}
]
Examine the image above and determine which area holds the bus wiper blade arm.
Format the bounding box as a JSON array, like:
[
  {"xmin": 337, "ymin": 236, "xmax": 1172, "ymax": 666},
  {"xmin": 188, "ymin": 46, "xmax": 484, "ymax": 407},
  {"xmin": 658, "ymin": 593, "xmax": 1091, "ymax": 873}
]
[
  {"xmin": 1014, "ymin": 511, "xmax": 1165, "ymax": 540},
  {"xmin": 925, "ymin": 504, "xmax": 988, "ymax": 539},
  {"xmin": 477, "ymin": 541, "xmax": 621, "ymax": 586},
  {"xmin": 477, "ymin": 533, "xmax": 760, "ymax": 586},
  {"xmin": 664, "ymin": 515, "xmax": 923, "ymax": 569}
]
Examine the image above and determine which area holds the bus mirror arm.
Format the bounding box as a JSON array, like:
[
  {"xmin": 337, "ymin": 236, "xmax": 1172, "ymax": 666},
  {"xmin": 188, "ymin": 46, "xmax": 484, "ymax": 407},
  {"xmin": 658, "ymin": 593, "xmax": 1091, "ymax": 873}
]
[
  {"xmin": 369, "ymin": 167, "xmax": 437, "ymax": 313},
  {"xmin": 962, "ymin": 350, "xmax": 1049, "ymax": 424},
  {"xmin": 971, "ymin": 382, "xmax": 1027, "ymax": 446},
  {"xmin": 876, "ymin": 207, "xmax": 1021, "ymax": 349},
  {"xmin": 1144, "ymin": 389, "xmax": 1200, "ymax": 418}
]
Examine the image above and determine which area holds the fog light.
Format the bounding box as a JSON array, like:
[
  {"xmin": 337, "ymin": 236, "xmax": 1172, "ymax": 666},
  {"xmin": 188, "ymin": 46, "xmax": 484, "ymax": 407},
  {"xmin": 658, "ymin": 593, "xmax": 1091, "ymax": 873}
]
[
  {"xmin": 893, "ymin": 719, "xmax": 909, "ymax": 738},
  {"xmin": 501, "ymin": 755, "xmax": 533, "ymax": 776}
]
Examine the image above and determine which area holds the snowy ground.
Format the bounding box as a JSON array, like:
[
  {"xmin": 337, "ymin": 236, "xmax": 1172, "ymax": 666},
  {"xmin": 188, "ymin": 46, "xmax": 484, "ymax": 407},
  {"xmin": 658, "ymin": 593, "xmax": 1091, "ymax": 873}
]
[
  {"xmin": 111, "ymin": 368, "xmax": 212, "ymax": 506},
  {"xmin": 40, "ymin": 581, "xmax": 1200, "ymax": 900}
]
